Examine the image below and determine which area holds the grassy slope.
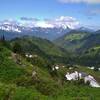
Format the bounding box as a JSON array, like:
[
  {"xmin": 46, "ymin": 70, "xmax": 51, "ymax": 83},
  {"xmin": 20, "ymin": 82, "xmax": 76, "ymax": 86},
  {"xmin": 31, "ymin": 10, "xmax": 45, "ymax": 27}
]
[
  {"xmin": 0, "ymin": 42, "xmax": 100, "ymax": 100},
  {"xmin": 11, "ymin": 36, "xmax": 68, "ymax": 57},
  {"xmin": 65, "ymin": 33, "xmax": 86, "ymax": 41},
  {"xmin": 0, "ymin": 44, "xmax": 58, "ymax": 99},
  {"xmin": 10, "ymin": 36, "xmax": 72, "ymax": 65},
  {"xmin": 54, "ymin": 31, "xmax": 91, "ymax": 52}
]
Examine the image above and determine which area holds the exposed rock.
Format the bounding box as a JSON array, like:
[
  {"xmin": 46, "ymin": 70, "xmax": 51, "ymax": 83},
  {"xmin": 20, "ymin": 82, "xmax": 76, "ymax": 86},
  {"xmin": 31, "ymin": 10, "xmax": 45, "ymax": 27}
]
[{"xmin": 32, "ymin": 71, "xmax": 37, "ymax": 77}]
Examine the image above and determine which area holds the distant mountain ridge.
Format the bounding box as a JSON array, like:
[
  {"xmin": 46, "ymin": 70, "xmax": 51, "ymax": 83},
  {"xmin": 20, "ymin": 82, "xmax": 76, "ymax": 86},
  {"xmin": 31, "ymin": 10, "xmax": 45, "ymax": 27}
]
[
  {"xmin": 0, "ymin": 20, "xmax": 96, "ymax": 41},
  {"xmin": 0, "ymin": 20, "xmax": 71, "ymax": 40},
  {"xmin": 11, "ymin": 35, "xmax": 70, "ymax": 57},
  {"xmin": 54, "ymin": 29, "xmax": 100, "ymax": 53},
  {"xmin": 0, "ymin": 27, "xmax": 70, "ymax": 40}
]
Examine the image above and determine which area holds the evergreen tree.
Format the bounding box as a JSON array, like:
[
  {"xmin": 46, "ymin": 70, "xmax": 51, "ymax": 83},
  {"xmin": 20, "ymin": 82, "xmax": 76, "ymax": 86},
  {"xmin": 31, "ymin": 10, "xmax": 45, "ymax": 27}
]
[
  {"xmin": 13, "ymin": 42, "xmax": 22, "ymax": 54},
  {"xmin": 0, "ymin": 34, "xmax": 5, "ymax": 42}
]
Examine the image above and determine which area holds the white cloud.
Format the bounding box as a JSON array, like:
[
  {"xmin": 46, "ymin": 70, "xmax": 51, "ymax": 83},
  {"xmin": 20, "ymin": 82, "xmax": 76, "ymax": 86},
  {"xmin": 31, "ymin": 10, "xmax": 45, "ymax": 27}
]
[
  {"xmin": 58, "ymin": 0, "xmax": 100, "ymax": 4},
  {"xmin": 36, "ymin": 21, "xmax": 54, "ymax": 28},
  {"xmin": 19, "ymin": 16, "xmax": 79, "ymax": 29},
  {"xmin": 44, "ymin": 16, "xmax": 79, "ymax": 29}
]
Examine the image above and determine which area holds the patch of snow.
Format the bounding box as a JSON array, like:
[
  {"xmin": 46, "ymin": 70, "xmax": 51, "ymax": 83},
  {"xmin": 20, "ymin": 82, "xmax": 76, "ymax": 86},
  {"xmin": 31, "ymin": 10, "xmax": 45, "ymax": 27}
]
[
  {"xmin": 25, "ymin": 54, "xmax": 28, "ymax": 57},
  {"xmin": 65, "ymin": 71, "xmax": 79, "ymax": 81},
  {"xmin": 62, "ymin": 66, "xmax": 65, "ymax": 68},
  {"xmin": 29, "ymin": 55, "xmax": 33, "ymax": 58},
  {"xmin": 65, "ymin": 71, "xmax": 100, "ymax": 88},
  {"xmin": 90, "ymin": 67, "xmax": 94, "ymax": 70},
  {"xmin": 85, "ymin": 75, "xmax": 100, "ymax": 87},
  {"xmin": 69, "ymin": 67, "xmax": 72, "ymax": 69},
  {"xmin": 55, "ymin": 66, "xmax": 59, "ymax": 70},
  {"xmin": 88, "ymin": 66, "xmax": 95, "ymax": 70},
  {"xmin": 25, "ymin": 54, "xmax": 33, "ymax": 58}
]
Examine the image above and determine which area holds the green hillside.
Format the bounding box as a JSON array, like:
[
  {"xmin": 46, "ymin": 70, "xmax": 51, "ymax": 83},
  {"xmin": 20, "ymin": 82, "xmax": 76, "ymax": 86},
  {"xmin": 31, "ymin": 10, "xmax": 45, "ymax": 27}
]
[
  {"xmin": 11, "ymin": 36, "xmax": 69, "ymax": 57},
  {"xmin": 0, "ymin": 41, "xmax": 60, "ymax": 99},
  {"xmin": 65, "ymin": 33, "xmax": 86, "ymax": 41},
  {"xmin": 54, "ymin": 30, "xmax": 91, "ymax": 52},
  {"xmin": 54, "ymin": 30, "xmax": 100, "ymax": 67},
  {"xmin": 0, "ymin": 36, "xmax": 100, "ymax": 100},
  {"xmin": 78, "ymin": 34, "xmax": 100, "ymax": 52},
  {"xmin": 10, "ymin": 36, "xmax": 72, "ymax": 64},
  {"xmin": 54, "ymin": 30, "xmax": 100, "ymax": 53}
]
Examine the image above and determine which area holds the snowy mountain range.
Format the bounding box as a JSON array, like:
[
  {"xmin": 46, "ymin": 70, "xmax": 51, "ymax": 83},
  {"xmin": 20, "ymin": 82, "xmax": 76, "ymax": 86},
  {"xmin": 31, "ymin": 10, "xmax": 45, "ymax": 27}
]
[
  {"xmin": 0, "ymin": 19, "xmax": 96, "ymax": 40},
  {"xmin": 0, "ymin": 19, "xmax": 72, "ymax": 32},
  {"xmin": 0, "ymin": 19, "xmax": 72, "ymax": 40}
]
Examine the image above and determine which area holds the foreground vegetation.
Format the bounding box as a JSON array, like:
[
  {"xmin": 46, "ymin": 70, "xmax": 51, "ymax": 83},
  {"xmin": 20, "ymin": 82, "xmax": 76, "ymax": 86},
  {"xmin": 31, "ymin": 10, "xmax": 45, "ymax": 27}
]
[{"xmin": 0, "ymin": 36, "xmax": 100, "ymax": 100}]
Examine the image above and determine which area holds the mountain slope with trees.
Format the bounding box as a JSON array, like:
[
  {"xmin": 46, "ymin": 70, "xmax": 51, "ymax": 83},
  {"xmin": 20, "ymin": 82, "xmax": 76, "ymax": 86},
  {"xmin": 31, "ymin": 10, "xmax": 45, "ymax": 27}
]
[{"xmin": 0, "ymin": 34, "xmax": 100, "ymax": 100}]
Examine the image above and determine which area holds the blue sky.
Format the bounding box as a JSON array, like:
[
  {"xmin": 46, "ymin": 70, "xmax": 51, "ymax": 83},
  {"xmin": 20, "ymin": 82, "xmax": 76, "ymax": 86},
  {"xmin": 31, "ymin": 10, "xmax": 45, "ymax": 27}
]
[{"xmin": 0, "ymin": 0, "xmax": 100, "ymax": 29}]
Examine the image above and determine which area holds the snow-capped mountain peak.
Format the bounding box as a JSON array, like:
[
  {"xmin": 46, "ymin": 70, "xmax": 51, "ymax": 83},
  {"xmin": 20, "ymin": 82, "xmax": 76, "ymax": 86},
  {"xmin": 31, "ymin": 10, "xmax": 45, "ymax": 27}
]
[{"xmin": 0, "ymin": 20, "xmax": 21, "ymax": 33}]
